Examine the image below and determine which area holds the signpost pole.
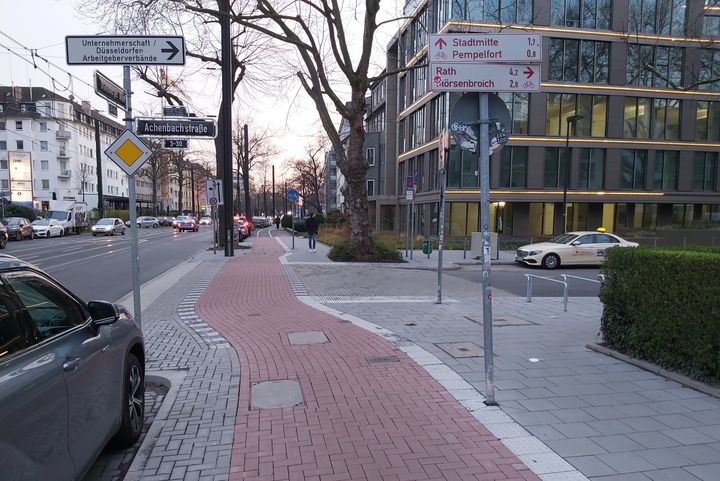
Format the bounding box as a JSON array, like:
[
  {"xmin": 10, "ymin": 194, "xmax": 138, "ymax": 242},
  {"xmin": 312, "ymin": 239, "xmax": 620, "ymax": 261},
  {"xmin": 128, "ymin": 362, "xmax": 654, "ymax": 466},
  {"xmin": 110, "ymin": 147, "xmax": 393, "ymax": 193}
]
[
  {"xmin": 405, "ymin": 203, "xmax": 410, "ymax": 258},
  {"xmin": 124, "ymin": 65, "xmax": 142, "ymax": 329},
  {"xmin": 479, "ymin": 93, "xmax": 496, "ymax": 405},
  {"xmin": 292, "ymin": 201, "xmax": 295, "ymax": 250},
  {"xmin": 437, "ymin": 167, "xmax": 446, "ymax": 304}
]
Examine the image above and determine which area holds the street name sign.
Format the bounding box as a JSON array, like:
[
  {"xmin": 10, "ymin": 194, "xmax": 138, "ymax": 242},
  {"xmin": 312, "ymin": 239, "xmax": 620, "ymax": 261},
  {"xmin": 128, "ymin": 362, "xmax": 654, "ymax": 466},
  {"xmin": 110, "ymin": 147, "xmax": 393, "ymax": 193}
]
[
  {"xmin": 66, "ymin": 36, "xmax": 185, "ymax": 65},
  {"xmin": 135, "ymin": 118, "xmax": 217, "ymax": 139},
  {"xmin": 94, "ymin": 70, "xmax": 127, "ymax": 110},
  {"xmin": 431, "ymin": 64, "xmax": 541, "ymax": 92},
  {"xmin": 105, "ymin": 130, "xmax": 153, "ymax": 176},
  {"xmin": 163, "ymin": 105, "xmax": 189, "ymax": 117},
  {"xmin": 429, "ymin": 34, "xmax": 541, "ymax": 63},
  {"xmin": 164, "ymin": 139, "xmax": 188, "ymax": 149}
]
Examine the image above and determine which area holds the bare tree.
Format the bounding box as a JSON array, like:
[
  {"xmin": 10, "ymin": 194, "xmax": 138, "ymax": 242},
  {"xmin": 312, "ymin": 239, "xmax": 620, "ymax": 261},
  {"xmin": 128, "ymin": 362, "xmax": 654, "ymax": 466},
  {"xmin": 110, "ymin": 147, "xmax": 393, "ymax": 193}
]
[
  {"xmin": 75, "ymin": 163, "xmax": 94, "ymax": 204},
  {"xmin": 288, "ymin": 137, "xmax": 326, "ymax": 214},
  {"xmin": 168, "ymin": 150, "xmax": 190, "ymax": 213},
  {"xmin": 231, "ymin": 118, "xmax": 276, "ymax": 217},
  {"xmin": 138, "ymin": 140, "xmax": 172, "ymax": 216}
]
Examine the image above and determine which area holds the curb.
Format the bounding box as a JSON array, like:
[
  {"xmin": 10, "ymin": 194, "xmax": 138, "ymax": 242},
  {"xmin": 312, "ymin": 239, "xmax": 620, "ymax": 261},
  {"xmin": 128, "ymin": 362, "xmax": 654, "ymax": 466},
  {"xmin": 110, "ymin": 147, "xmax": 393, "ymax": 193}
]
[{"xmin": 586, "ymin": 343, "xmax": 720, "ymax": 400}]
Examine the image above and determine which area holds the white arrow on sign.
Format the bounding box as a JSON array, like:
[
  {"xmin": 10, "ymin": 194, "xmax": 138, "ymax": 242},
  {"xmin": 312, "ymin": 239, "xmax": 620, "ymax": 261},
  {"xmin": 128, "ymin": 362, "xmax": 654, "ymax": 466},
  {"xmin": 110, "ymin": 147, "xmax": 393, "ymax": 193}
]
[
  {"xmin": 66, "ymin": 36, "xmax": 185, "ymax": 65},
  {"xmin": 429, "ymin": 63, "xmax": 541, "ymax": 92},
  {"xmin": 429, "ymin": 34, "xmax": 542, "ymax": 63}
]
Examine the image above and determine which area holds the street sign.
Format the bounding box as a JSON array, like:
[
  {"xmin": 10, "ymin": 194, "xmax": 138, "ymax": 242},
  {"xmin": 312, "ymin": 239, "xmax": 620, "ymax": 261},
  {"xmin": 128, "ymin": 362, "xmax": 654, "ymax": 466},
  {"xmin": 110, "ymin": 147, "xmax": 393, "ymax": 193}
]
[
  {"xmin": 206, "ymin": 179, "xmax": 223, "ymax": 206},
  {"xmin": 105, "ymin": 130, "xmax": 153, "ymax": 176},
  {"xmin": 287, "ymin": 188, "xmax": 299, "ymax": 202},
  {"xmin": 135, "ymin": 118, "xmax": 217, "ymax": 139},
  {"xmin": 94, "ymin": 70, "xmax": 127, "ymax": 110},
  {"xmin": 66, "ymin": 36, "xmax": 185, "ymax": 65},
  {"xmin": 405, "ymin": 176, "xmax": 414, "ymax": 201},
  {"xmin": 430, "ymin": 64, "xmax": 541, "ymax": 92},
  {"xmin": 429, "ymin": 34, "xmax": 541, "ymax": 63},
  {"xmin": 163, "ymin": 105, "xmax": 189, "ymax": 117},
  {"xmin": 164, "ymin": 139, "xmax": 188, "ymax": 149}
]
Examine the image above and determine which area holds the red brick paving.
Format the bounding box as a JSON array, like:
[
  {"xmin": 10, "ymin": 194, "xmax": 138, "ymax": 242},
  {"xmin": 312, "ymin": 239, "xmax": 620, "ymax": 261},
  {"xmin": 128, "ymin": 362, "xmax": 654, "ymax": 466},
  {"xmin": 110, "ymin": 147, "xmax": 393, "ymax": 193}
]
[{"xmin": 196, "ymin": 238, "xmax": 539, "ymax": 481}]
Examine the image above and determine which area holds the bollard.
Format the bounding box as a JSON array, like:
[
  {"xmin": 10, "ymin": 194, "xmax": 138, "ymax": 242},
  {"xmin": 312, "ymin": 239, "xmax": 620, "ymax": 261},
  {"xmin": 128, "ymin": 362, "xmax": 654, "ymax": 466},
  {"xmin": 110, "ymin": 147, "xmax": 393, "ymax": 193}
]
[{"xmin": 463, "ymin": 236, "xmax": 467, "ymax": 259}]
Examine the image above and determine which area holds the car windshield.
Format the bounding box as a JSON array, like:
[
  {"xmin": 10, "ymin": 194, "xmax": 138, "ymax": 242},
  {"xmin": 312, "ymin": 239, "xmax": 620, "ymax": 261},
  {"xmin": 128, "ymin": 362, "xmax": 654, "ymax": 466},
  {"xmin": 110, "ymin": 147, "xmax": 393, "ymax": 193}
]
[
  {"xmin": 32, "ymin": 219, "xmax": 50, "ymax": 226},
  {"xmin": 97, "ymin": 219, "xmax": 114, "ymax": 225},
  {"xmin": 176, "ymin": 216, "xmax": 187, "ymax": 221},
  {"xmin": 548, "ymin": 233, "xmax": 579, "ymax": 245}
]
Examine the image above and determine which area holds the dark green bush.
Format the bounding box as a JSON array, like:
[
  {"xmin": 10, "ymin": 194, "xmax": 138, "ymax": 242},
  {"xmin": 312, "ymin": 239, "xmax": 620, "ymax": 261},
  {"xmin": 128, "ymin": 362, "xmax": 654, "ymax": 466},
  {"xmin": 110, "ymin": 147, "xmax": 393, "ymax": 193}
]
[
  {"xmin": 107, "ymin": 209, "xmax": 130, "ymax": 221},
  {"xmin": 600, "ymin": 247, "xmax": 720, "ymax": 384},
  {"xmin": 5, "ymin": 203, "xmax": 37, "ymax": 221},
  {"xmin": 325, "ymin": 211, "xmax": 349, "ymax": 227},
  {"xmin": 329, "ymin": 237, "xmax": 403, "ymax": 262}
]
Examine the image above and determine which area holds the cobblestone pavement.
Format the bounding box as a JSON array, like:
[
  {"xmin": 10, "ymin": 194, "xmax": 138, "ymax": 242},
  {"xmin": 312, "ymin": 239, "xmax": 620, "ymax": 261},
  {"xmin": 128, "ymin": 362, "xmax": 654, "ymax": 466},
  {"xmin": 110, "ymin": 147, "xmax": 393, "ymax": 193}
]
[
  {"xmin": 196, "ymin": 238, "xmax": 540, "ymax": 481},
  {"xmin": 277, "ymin": 241, "xmax": 720, "ymax": 481}
]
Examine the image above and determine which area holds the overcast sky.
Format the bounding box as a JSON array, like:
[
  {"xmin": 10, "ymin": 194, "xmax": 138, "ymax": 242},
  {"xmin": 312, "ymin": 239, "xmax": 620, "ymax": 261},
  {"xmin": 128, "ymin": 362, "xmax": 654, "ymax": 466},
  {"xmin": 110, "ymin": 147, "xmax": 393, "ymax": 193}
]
[{"xmin": 0, "ymin": 0, "xmax": 401, "ymax": 177}]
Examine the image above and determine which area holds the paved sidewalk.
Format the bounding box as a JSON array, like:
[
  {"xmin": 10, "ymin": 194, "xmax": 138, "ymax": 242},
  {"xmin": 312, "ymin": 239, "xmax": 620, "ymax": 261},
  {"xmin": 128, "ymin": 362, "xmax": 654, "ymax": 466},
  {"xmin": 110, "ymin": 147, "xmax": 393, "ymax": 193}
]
[{"xmin": 196, "ymin": 238, "xmax": 539, "ymax": 481}]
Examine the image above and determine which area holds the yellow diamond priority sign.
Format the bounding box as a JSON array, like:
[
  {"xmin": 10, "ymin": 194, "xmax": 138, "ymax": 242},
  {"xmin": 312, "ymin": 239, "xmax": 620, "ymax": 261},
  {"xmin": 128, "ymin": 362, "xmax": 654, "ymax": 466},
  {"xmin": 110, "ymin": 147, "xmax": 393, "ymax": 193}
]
[{"xmin": 105, "ymin": 129, "xmax": 153, "ymax": 176}]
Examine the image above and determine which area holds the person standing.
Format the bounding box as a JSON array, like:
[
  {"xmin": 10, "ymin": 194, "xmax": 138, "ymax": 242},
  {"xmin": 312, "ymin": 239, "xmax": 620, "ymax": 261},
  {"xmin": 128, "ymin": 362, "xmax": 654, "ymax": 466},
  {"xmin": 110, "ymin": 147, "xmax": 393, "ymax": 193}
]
[
  {"xmin": 306, "ymin": 212, "xmax": 318, "ymax": 252},
  {"xmin": 274, "ymin": 215, "xmax": 281, "ymax": 229}
]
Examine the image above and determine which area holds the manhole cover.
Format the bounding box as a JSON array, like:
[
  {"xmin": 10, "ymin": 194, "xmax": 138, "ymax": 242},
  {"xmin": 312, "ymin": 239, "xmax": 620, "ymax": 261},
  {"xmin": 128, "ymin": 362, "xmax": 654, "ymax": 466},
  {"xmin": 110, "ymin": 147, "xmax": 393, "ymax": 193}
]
[
  {"xmin": 435, "ymin": 342, "xmax": 485, "ymax": 358},
  {"xmin": 367, "ymin": 355, "xmax": 400, "ymax": 364},
  {"xmin": 251, "ymin": 380, "xmax": 304, "ymax": 409},
  {"xmin": 288, "ymin": 331, "xmax": 328, "ymax": 345}
]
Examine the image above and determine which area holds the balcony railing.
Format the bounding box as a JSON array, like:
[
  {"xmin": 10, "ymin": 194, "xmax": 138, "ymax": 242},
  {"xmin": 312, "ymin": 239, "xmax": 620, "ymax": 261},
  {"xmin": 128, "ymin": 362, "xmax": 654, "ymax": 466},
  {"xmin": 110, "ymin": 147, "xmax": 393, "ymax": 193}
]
[
  {"xmin": 55, "ymin": 130, "xmax": 71, "ymax": 140},
  {"xmin": 57, "ymin": 150, "xmax": 69, "ymax": 158},
  {"xmin": 58, "ymin": 169, "xmax": 71, "ymax": 178}
]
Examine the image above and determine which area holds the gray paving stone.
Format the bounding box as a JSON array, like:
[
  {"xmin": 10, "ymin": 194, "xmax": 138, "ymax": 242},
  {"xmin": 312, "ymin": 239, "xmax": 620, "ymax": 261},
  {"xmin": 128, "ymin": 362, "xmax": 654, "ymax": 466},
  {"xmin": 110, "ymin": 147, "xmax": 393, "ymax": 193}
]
[
  {"xmin": 552, "ymin": 408, "xmax": 597, "ymax": 423},
  {"xmin": 567, "ymin": 455, "xmax": 616, "ymax": 477},
  {"xmin": 517, "ymin": 398, "xmax": 560, "ymax": 411},
  {"xmin": 550, "ymin": 396, "xmax": 592, "ymax": 409},
  {"xmin": 623, "ymin": 417, "xmax": 673, "ymax": 432},
  {"xmin": 596, "ymin": 452, "xmax": 658, "ymax": 473},
  {"xmin": 586, "ymin": 420, "xmax": 636, "ymax": 435},
  {"xmin": 685, "ymin": 463, "xmax": 720, "ymax": 481},
  {"xmin": 525, "ymin": 424, "xmax": 568, "ymax": 441},
  {"xmin": 635, "ymin": 448, "xmax": 695, "ymax": 469},
  {"xmin": 545, "ymin": 438, "xmax": 608, "ymax": 457},
  {"xmin": 555, "ymin": 422, "xmax": 603, "ymax": 438},
  {"xmin": 627, "ymin": 432, "xmax": 682, "ymax": 449},
  {"xmin": 584, "ymin": 405, "xmax": 630, "ymax": 420},
  {"xmin": 662, "ymin": 428, "xmax": 718, "ymax": 445},
  {"xmin": 644, "ymin": 468, "xmax": 703, "ymax": 481},
  {"xmin": 510, "ymin": 411, "xmax": 562, "ymax": 426},
  {"xmin": 590, "ymin": 434, "xmax": 644, "ymax": 453},
  {"xmin": 589, "ymin": 473, "xmax": 651, "ymax": 481}
]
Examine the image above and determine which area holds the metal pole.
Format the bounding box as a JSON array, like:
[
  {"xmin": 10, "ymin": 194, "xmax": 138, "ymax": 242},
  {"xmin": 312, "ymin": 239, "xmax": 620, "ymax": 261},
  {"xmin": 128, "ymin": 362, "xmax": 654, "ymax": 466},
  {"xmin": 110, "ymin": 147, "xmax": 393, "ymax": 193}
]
[
  {"xmin": 124, "ymin": 66, "xmax": 141, "ymax": 329},
  {"xmin": 220, "ymin": 0, "xmax": 234, "ymax": 257},
  {"xmin": 437, "ymin": 168, "xmax": 446, "ymax": 304},
  {"xmin": 563, "ymin": 121, "xmax": 570, "ymax": 233},
  {"xmin": 405, "ymin": 203, "xmax": 410, "ymax": 258},
  {"xmin": 410, "ymin": 196, "xmax": 415, "ymax": 260},
  {"xmin": 479, "ymin": 93, "xmax": 495, "ymax": 405},
  {"xmin": 292, "ymin": 201, "xmax": 295, "ymax": 250},
  {"xmin": 213, "ymin": 205, "xmax": 217, "ymax": 255},
  {"xmin": 272, "ymin": 165, "xmax": 276, "ymax": 216},
  {"xmin": 94, "ymin": 118, "xmax": 104, "ymax": 219}
]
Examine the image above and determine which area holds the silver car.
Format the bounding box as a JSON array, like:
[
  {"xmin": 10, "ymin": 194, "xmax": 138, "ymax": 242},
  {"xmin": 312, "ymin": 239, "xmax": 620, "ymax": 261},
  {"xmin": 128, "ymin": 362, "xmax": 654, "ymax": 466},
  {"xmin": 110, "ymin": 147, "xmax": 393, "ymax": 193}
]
[
  {"xmin": 137, "ymin": 216, "xmax": 160, "ymax": 228},
  {"xmin": 0, "ymin": 255, "xmax": 145, "ymax": 481},
  {"xmin": 91, "ymin": 218, "xmax": 127, "ymax": 237}
]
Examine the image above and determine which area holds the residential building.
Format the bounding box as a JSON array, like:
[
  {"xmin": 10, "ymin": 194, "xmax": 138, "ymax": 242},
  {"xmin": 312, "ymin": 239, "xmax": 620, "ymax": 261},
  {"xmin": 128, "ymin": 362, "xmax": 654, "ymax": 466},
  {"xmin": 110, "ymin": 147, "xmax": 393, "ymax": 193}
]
[{"xmin": 380, "ymin": 0, "xmax": 720, "ymax": 239}]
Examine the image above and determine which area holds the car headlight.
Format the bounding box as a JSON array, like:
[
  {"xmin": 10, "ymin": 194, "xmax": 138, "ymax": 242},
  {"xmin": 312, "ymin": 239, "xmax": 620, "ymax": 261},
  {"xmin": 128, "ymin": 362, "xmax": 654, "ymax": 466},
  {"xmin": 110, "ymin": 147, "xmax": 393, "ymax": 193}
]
[{"xmin": 528, "ymin": 250, "xmax": 542, "ymax": 256}]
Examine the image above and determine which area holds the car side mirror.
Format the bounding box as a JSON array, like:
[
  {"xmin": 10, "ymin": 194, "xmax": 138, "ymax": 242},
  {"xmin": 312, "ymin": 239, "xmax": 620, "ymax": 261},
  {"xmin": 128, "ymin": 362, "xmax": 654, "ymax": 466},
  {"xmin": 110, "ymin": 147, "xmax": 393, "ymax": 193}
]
[
  {"xmin": 571, "ymin": 241, "xmax": 581, "ymax": 246},
  {"xmin": 89, "ymin": 300, "xmax": 119, "ymax": 326}
]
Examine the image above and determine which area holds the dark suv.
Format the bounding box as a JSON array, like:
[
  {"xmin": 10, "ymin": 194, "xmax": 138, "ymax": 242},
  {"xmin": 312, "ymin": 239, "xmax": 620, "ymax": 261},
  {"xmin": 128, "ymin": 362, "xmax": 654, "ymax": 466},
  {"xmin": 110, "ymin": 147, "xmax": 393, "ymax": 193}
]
[{"xmin": 0, "ymin": 255, "xmax": 145, "ymax": 481}]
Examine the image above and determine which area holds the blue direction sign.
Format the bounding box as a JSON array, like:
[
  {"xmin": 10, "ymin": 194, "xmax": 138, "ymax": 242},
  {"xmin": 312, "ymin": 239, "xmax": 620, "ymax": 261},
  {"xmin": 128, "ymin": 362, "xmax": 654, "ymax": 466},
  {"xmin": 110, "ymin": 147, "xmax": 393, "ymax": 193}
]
[{"xmin": 287, "ymin": 189, "xmax": 299, "ymax": 202}]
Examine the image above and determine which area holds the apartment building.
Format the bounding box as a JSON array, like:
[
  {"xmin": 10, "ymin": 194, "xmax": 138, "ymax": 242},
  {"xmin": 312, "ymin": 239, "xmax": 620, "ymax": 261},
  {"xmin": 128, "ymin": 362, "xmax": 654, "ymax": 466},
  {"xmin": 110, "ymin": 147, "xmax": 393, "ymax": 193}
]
[{"xmin": 379, "ymin": 0, "xmax": 720, "ymax": 239}]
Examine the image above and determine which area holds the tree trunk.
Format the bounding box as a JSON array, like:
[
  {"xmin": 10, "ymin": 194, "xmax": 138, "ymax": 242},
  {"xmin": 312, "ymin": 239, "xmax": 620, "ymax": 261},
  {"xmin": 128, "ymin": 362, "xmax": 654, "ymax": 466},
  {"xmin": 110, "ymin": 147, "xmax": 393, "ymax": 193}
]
[
  {"xmin": 242, "ymin": 163, "xmax": 251, "ymax": 219},
  {"xmin": 178, "ymin": 173, "xmax": 184, "ymax": 213},
  {"xmin": 344, "ymin": 91, "xmax": 371, "ymax": 250}
]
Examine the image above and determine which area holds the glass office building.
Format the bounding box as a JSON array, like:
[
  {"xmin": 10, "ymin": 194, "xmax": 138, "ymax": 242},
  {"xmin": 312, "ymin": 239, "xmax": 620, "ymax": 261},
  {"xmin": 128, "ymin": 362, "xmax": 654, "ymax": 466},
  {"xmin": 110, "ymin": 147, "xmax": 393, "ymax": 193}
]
[{"xmin": 376, "ymin": 0, "xmax": 720, "ymax": 239}]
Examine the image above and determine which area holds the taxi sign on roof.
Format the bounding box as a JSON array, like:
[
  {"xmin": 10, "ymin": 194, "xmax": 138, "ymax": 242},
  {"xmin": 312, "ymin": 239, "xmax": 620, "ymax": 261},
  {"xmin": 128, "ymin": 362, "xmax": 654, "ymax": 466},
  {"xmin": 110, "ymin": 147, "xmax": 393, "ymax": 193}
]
[{"xmin": 105, "ymin": 130, "xmax": 153, "ymax": 176}]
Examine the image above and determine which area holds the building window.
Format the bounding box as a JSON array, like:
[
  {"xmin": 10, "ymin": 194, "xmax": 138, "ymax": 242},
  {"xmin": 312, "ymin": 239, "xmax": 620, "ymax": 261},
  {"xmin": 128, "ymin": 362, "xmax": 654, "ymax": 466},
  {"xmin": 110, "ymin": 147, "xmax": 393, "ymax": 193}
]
[
  {"xmin": 0, "ymin": 141, "xmax": 5, "ymax": 151},
  {"xmin": 628, "ymin": 0, "xmax": 686, "ymax": 35},
  {"xmin": 623, "ymin": 97, "xmax": 680, "ymax": 139},
  {"xmin": 16, "ymin": 140, "xmax": 23, "ymax": 150},
  {"xmin": 546, "ymin": 93, "xmax": 607, "ymax": 136},
  {"xmin": 1, "ymin": 180, "xmax": 7, "ymax": 189},
  {"xmin": 498, "ymin": 93, "xmax": 529, "ymax": 134},
  {"xmin": 576, "ymin": 148, "xmax": 605, "ymax": 189},
  {"xmin": 699, "ymin": 49, "xmax": 720, "ymax": 91},
  {"xmin": 429, "ymin": 149, "xmax": 438, "ymax": 190},
  {"xmin": 15, "ymin": 121, "xmax": 22, "ymax": 131},
  {"xmin": 414, "ymin": 63, "xmax": 427, "ymax": 100},
  {"xmin": 0, "ymin": 121, "xmax": 5, "ymax": 130},
  {"xmin": 551, "ymin": 0, "xmax": 611, "ymax": 29},
  {"xmin": 692, "ymin": 152, "xmax": 717, "ymax": 191},
  {"xmin": 366, "ymin": 148, "xmax": 375, "ymax": 166},
  {"xmin": 40, "ymin": 141, "xmax": 48, "ymax": 151},
  {"xmin": 704, "ymin": 14, "xmax": 720, "ymax": 36},
  {"xmin": 696, "ymin": 101, "xmax": 720, "ymax": 140},
  {"xmin": 429, "ymin": 94, "xmax": 447, "ymax": 139},
  {"xmin": 39, "ymin": 121, "xmax": 47, "ymax": 132},
  {"xmin": 621, "ymin": 149, "xmax": 647, "ymax": 190},
  {"xmin": 543, "ymin": 147, "xmax": 569, "ymax": 189},
  {"xmin": 366, "ymin": 179, "xmax": 375, "ymax": 197},
  {"xmin": 41, "ymin": 179, "xmax": 50, "ymax": 190},
  {"xmin": 398, "ymin": 118, "xmax": 406, "ymax": 154},
  {"xmin": 0, "ymin": 160, "xmax": 6, "ymax": 170},
  {"xmin": 409, "ymin": 108, "xmax": 425, "ymax": 148},
  {"xmin": 484, "ymin": 0, "xmax": 533, "ymax": 23},
  {"xmin": 653, "ymin": 151, "xmax": 678, "ymax": 190},
  {"xmin": 40, "ymin": 160, "xmax": 49, "ymax": 170},
  {"xmin": 627, "ymin": 45, "xmax": 683, "ymax": 88},
  {"xmin": 549, "ymin": 39, "xmax": 609, "ymax": 83},
  {"xmin": 499, "ymin": 147, "xmax": 528, "ymax": 188},
  {"xmin": 0, "ymin": 104, "xmax": 3, "ymax": 113}
]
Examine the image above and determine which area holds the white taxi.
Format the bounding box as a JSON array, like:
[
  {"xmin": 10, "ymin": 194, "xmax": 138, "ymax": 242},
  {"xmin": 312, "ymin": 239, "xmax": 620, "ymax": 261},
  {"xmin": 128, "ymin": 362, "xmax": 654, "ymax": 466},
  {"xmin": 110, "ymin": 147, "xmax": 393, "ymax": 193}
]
[{"xmin": 515, "ymin": 230, "xmax": 639, "ymax": 269}]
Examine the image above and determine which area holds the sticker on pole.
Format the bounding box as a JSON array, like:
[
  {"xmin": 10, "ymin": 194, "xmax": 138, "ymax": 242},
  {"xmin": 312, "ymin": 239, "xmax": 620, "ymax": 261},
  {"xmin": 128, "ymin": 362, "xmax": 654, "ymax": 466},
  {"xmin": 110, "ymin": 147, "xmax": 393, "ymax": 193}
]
[{"xmin": 105, "ymin": 130, "xmax": 153, "ymax": 176}]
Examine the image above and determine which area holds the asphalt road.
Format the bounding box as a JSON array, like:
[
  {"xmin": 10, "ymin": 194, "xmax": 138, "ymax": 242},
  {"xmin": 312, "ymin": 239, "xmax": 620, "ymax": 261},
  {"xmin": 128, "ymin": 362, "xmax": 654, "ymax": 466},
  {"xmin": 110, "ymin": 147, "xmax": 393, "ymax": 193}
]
[
  {"xmin": 447, "ymin": 264, "xmax": 602, "ymax": 297},
  {"xmin": 3, "ymin": 225, "xmax": 214, "ymax": 303}
]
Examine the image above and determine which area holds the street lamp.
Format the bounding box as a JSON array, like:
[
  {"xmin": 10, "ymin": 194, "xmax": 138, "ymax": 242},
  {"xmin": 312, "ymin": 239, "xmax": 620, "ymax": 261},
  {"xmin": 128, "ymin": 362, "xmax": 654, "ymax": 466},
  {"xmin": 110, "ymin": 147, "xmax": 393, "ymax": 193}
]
[{"xmin": 562, "ymin": 114, "xmax": 584, "ymax": 232}]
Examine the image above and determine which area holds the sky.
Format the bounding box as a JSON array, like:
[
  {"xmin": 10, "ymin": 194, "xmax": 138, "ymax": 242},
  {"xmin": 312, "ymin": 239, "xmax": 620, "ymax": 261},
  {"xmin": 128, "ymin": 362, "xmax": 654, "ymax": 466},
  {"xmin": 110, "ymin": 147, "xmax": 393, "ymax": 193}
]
[{"xmin": 0, "ymin": 0, "xmax": 403, "ymax": 179}]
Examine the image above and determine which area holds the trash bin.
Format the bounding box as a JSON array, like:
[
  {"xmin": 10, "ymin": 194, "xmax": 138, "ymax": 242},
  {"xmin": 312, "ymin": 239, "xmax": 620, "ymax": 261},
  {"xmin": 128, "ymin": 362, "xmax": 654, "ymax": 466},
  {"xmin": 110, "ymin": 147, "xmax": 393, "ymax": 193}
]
[{"xmin": 422, "ymin": 239, "xmax": 433, "ymax": 255}]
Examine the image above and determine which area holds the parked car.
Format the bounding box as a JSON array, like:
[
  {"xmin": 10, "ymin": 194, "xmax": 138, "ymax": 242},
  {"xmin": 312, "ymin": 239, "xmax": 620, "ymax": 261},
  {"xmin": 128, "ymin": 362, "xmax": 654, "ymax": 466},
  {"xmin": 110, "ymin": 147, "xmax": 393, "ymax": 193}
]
[
  {"xmin": 237, "ymin": 221, "xmax": 249, "ymax": 241},
  {"xmin": 0, "ymin": 255, "xmax": 145, "ymax": 481},
  {"xmin": 91, "ymin": 218, "xmax": 126, "ymax": 237},
  {"xmin": 177, "ymin": 217, "xmax": 199, "ymax": 232},
  {"xmin": 199, "ymin": 216, "xmax": 212, "ymax": 225},
  {"xmin": 172, "ymin": 215, "xmax": 188, "ymax": 229},
  {"xmin": 2, "ymin": 217, "xmax": 34, "ymax": 241},
  {"xmin": 515, "ymin": 230, "xmax": 639, "ymax": 269},
  {"xmin": 252, "ymin": 216, "xmax": 271, "ymax": 228},
  {"xmin": 137, "ymin": 216, "xmax": 160, "ymax": 228},
  {"xmin": 31, "ymin": 219, "xmax": 65, "ymax": 238},
  {"xmin": 157, "ymin": 216, "xmax": 174, "ymax": 226},
  {"xmin": 0, "ymin": 224, "xmax": 8, "ymax": 249}
]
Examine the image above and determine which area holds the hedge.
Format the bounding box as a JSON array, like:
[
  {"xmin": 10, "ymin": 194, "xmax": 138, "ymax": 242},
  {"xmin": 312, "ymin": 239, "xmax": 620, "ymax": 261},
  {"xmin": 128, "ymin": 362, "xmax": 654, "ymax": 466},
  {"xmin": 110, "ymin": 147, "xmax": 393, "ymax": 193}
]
[{"xmin": 599, "ymin": 247, "xmax": 720, "ymax": 384}]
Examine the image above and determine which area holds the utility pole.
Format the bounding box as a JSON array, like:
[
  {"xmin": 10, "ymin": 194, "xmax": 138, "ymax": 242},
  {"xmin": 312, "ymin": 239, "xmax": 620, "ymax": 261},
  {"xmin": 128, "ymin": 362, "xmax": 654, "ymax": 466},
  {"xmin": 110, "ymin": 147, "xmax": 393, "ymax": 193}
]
[
  {"xmin": 272, "ymin": 164, "xmax": 276, "ymax": 216},
  {"xmin": 94, "ymin": 116, "xmax": 104, "ymax": 219},
  {"xmin": 190, "ymin": 164, "xmax": 196, "ymax": 214},
  {"xmin": 220, "ymin": 0, "xmax": 233, "ymax": 256}
]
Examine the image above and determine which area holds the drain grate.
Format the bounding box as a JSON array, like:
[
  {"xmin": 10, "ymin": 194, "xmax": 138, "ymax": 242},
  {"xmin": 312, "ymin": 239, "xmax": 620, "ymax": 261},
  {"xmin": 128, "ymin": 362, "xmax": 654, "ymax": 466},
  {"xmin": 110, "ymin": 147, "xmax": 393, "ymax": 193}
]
[
  {"xmin": 435, "ymin": 341, "xmax": 486, "ymax": 358},
  {"xmin": 367, "ymin": 355, "xmax": 400, "ymax": 364}
]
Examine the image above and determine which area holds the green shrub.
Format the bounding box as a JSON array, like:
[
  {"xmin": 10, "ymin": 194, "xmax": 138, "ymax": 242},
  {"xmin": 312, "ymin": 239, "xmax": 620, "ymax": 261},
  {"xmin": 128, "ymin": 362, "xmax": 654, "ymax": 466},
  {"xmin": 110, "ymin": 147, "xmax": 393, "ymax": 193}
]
[
  {"xmin": 329, "ymin": 237, "xmax": 403, "ymax": 262},
  {"xmin": 325, "ymin": 211, "xmax": 349, "ymax": 227},
  {"xmin": 600, "ymin": 247, "xmax": 720, "ymax": 384},
  {"xmin": 281, "ymin": 215, "xmax": 306, "ymax": 232},
  {"xmin": 107, "ymin": 209, "xmax": 130, "ymax": 221},
  {"xmin": 4, "ymin": 203, "xmax": 37, "ymax": 221}
]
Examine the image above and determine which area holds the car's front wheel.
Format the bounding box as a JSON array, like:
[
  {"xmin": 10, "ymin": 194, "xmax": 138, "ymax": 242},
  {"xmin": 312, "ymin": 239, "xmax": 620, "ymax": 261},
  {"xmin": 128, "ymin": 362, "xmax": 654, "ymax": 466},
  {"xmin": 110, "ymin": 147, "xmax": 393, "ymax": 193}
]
[
  {"xmin": 542, "ymin": 253, "xmax": 560, "ymax": 270},
  {"xmin": 121, "ymin": 229, "xmax": 126, "ymax": 235},
  {"xmin": 0, "ymin": 235, "xmax": 7, "ymax": 249},
  {"xmin": 113, "ymin": 353, "xmax": 144, "ymax": 447}
]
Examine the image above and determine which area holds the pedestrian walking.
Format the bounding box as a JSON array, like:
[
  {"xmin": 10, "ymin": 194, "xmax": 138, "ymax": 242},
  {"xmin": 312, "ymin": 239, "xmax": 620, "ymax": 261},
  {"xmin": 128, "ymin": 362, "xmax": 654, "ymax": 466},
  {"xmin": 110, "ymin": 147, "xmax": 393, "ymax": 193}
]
[
  {"xmin": 274, "ymin": 215, "xmax": 281, "ymax": 229},
  {"xmin": 306, "ymin": 212, "xmax": 318, "ymax": 252}
]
